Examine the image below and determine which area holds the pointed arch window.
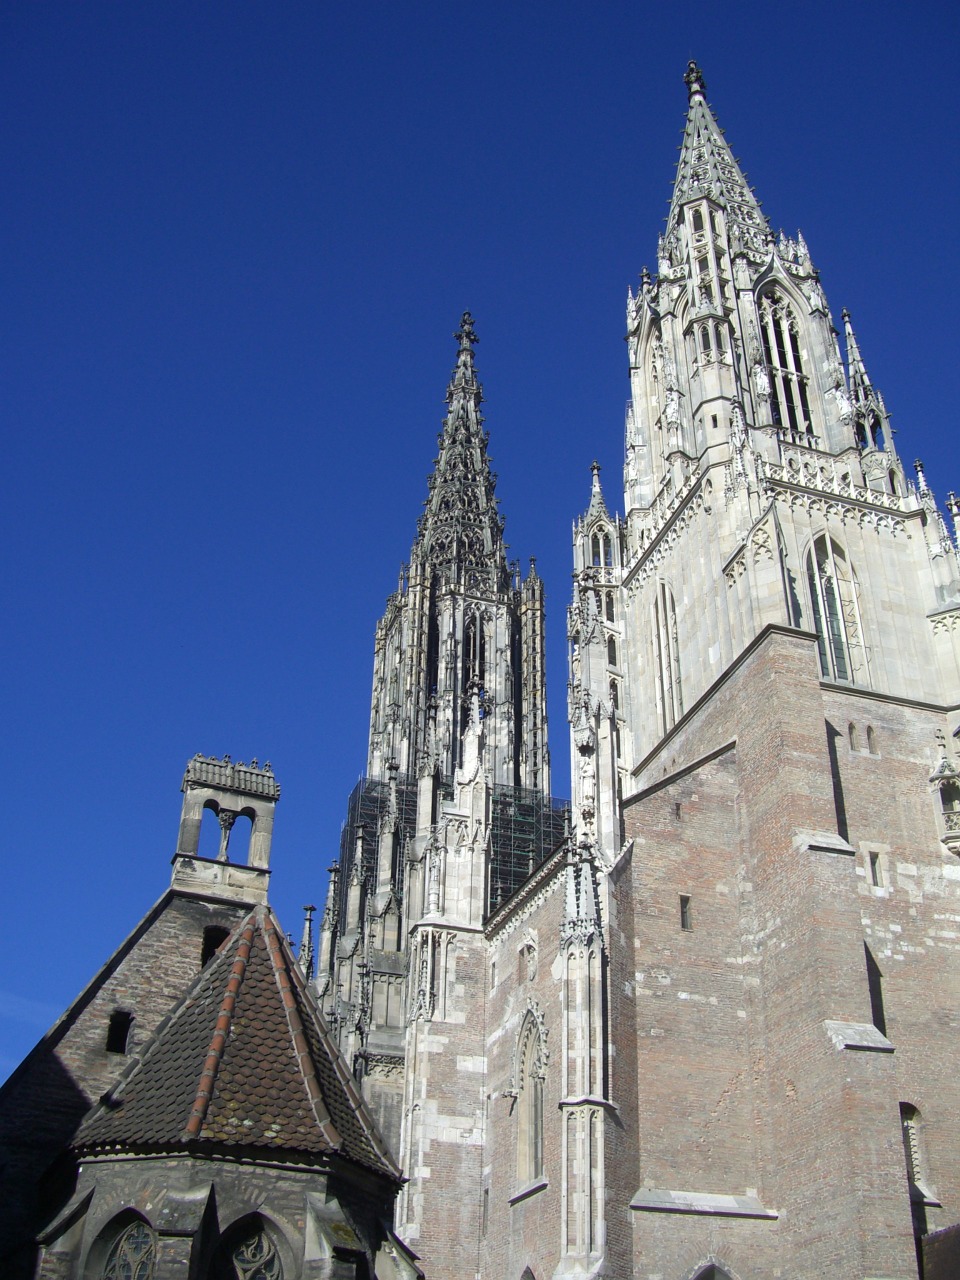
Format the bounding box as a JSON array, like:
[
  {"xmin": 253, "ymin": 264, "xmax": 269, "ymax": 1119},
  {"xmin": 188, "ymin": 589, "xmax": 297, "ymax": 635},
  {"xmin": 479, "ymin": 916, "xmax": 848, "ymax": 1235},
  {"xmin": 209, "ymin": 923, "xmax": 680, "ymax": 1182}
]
[
  {"xmin": 653, "ymin": 582, "xmax": 683, "ymax": 733},
  {"xmin": 806, "ymin": 535, "xmax": 867, "ymax": 683},
  {"xmin": 516, "ymin": 1015, "xmax": 546, "ymax": 1186},
  {"xmin": 758, "ymin": 290, "xmax": 813, "ymax": 434},
  {"xmin": 210, "ymin": 1216, "xmax": 284, "ymax": 1280},
  {"xmin": 99, "ymin": 1217, "xmax": 157, "ymax": 1280}
]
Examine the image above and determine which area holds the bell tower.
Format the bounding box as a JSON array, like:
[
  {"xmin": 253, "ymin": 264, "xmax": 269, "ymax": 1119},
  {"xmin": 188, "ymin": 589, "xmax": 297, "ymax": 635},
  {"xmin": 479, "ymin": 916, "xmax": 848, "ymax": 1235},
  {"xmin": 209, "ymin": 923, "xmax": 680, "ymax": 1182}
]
[{"xmin": 317, "ymin": 315, "xmax": 564, "ymax": 1190}]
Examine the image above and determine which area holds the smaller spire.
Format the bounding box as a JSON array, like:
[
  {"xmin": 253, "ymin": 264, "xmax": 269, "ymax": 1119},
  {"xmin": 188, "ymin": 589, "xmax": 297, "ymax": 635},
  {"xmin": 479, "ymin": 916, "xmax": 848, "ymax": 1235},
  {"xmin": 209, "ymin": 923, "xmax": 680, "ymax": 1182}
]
[
  {"xmin": 843, "ymin": 309, "xmax": 873, "ymax": 397},
  {"xmin": 844, "ymin": 309, "xmax": 888, "ymax": 451},
  {"xmin": 684, "ymin": 60, "xmax": 706, "ymax": 99},
  {"xmin": 298, "ymin": 904, "xmax": 316, "ymax": 980},
  {"xmin": 587, "ymin": 460, "xmax": 609, "ymax": 520}
]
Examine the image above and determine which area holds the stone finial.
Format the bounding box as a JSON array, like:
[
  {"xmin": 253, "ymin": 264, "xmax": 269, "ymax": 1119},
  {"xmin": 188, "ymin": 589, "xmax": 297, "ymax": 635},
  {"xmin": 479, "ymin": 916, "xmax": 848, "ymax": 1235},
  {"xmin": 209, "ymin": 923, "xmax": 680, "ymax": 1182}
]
[
  {"xmin": 684, "ymin": 60, "xmax": 706, "ymax": 99},
  {"xmin": 298, "ymin": 904, "xmax": 316, "ymax": 980},
  {"xmin": 454, "ymin": 311, "xmax": 478, "ymax": 350},
  {"xmin": 946, "ymin": 492, "xmax": 960, "ymax": 547},
  {"xmin": 914, "ymin": 459, "xmax": 928, "ymax": 493}
]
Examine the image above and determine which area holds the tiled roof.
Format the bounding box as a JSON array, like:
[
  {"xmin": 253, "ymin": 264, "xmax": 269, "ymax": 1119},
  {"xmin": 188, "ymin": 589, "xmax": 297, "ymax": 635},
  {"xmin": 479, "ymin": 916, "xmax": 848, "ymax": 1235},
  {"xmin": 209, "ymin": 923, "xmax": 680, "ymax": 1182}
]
[{"xmin": 77, "ymin": 907, "xmax": 399, "ymax": 1180}]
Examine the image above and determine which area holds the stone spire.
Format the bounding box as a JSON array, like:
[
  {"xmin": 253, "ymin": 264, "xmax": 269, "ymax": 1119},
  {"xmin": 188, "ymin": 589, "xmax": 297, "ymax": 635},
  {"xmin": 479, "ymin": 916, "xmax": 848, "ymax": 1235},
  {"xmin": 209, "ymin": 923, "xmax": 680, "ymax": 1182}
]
[
  {"xmin": 417, "ymin": 312, "xmax": 507, "ymax": 592},
  {"xmin": 586, "ymin": 460, "xmax": 609, "ymax": 521},
  {"xmin": 843, "ymin": 309, "xmax": 888, "ymax": 451},
  {"xmin": 667, "ymin": 60, "xmax": 770, "ymax": 260}
]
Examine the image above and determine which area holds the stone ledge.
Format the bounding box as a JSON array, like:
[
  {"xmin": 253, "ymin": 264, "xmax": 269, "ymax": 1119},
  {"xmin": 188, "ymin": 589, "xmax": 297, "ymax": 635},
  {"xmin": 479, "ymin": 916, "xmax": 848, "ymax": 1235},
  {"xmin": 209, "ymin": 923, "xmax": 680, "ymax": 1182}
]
[
  {"xmin": 823, "ymin": 1020, "xmax": 894, "ymax": 1053},
  {"xmin": 509, "ymin": 1177, "xmax": 548, "ymax": 1206},
  {"xmin": 630, "ymin": 1188, "xmax": 777, "ymax": 1218},
  {"xmin": 793, "ymin": 830, "xmax": 856, "ymax": 857}
]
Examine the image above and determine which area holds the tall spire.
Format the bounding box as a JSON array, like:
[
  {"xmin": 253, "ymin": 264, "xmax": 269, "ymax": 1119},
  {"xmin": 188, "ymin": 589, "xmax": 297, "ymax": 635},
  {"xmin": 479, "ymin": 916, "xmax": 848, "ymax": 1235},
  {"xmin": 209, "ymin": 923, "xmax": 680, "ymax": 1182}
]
[
  {"xmin": 417, "ymin": 312, "xmax": 507, "ymax": 589},
  {"xmin": 667, "ymin": 61, "xmax": 769, "ymax": 261}
]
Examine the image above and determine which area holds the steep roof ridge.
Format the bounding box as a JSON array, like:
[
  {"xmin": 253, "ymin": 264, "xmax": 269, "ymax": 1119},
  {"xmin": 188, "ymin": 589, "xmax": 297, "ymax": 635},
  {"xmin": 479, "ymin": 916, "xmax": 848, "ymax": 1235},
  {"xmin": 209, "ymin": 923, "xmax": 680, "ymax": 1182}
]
[
  {"xmin": 77, "ymin": 909, "xmax": 258, "ymax": 1137},
  {"xmin": 183, "ymin": 915, "xmax": 256, "ymax": 1139},
  {"xmin": 263, "ymin": 910, "xmax": 402, "ymax": 1180},
  {"xmin": 260, "ymin": 910, "xmax": 341, "ymax": 1150}
]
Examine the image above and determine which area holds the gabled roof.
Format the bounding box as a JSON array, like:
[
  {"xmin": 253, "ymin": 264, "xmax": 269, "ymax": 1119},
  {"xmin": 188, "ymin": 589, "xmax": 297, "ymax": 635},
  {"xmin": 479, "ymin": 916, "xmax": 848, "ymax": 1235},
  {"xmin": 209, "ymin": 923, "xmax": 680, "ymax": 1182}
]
[{"xmin": 77, "ymin": 906, "xmax": 400, "ymax": 1181}]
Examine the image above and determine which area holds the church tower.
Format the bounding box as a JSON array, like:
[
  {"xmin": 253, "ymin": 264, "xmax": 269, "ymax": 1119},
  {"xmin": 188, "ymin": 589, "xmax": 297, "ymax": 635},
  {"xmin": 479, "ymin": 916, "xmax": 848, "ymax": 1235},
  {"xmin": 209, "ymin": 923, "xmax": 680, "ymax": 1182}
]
[
  {"xmin": 564, "ymin": 63, "xmax": 960, "ymax": 1280},
  {"xmin": 317, "ymin": 316, "xmax": 564, "ymax": 1253}
]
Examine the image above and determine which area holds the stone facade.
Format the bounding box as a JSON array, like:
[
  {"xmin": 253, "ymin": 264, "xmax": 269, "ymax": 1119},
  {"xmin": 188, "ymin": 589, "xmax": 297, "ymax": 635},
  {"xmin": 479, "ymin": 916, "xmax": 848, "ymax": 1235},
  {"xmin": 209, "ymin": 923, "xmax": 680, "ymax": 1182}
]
[{"xmin": 318, "ymin": 62, "xmax": 960, "ymax": 1280}]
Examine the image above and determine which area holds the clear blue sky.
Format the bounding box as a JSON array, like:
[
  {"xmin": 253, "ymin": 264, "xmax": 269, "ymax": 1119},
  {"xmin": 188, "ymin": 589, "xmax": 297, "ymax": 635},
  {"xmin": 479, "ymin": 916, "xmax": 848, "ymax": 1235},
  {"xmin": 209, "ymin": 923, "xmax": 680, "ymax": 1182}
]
[{"xmin": 2, "ymin": 2, "xmax": 958, "ymax": 1080}]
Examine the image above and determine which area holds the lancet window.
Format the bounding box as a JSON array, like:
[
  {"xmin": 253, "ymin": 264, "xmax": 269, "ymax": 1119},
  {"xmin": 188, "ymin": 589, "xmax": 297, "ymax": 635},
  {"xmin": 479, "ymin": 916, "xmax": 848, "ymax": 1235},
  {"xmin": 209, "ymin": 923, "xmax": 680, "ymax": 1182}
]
[
  {"xmin": 99, "ymin": 1217, "xmax": 157, "ymax": 1280},
  {"xmin": 806, "ymin": 535, "xmax": 867, "ymax": 684},
  {"xmin": 516, "ymin": 1014, "xmax": 546, "ymax": 1185},
  {"xmin": 211, "ymin": 1216, "xmax": 284, "ymax": 1280},
  {"xmin": 758, "ymin": 289, "xmax": 813, "ymax": 434},
  {"xmin": 653, "ymin": 582, "xmax": 683, "ymax": 733}
]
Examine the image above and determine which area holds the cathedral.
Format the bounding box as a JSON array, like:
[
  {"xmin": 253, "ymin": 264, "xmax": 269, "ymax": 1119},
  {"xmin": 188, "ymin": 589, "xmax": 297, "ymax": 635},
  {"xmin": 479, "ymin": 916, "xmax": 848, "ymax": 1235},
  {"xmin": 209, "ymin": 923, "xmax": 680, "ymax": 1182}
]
[{"xmin": 3, "ymin": 61, "xmax": 960, "ymax": 1280}]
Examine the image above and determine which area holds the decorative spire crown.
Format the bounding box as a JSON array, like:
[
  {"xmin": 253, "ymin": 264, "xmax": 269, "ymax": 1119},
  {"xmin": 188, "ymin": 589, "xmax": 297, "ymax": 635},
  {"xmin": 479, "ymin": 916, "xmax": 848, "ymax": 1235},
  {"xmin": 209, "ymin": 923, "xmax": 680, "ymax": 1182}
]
[{"xmin": 684, "ymin": 60, "xmax": 706, "ymax": 99}]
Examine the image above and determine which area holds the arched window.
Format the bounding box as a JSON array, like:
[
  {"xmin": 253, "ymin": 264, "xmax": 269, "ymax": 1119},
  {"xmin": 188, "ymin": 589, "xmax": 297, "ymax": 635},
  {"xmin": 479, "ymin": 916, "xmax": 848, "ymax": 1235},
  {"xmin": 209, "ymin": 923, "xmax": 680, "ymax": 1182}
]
[
  {"xmin": 607, "ymin": 637, "xmax": 617, "ymax": 667},
  {"xmin": 602, "ymin": 532, "xmax": 612, "ymax": 567},
  {"xmin": 848, "ymin": 723, "xmax": 859, "ymax": 752},
  {"xmin": 516, "ymin": 1016, "xmax": 545, "ymax": 1186},
  {"xmin": 209, "ymin": 1215, "xmax": 284, "ymax": 1280},
  {"xmin": 806, "ymin": 535, "xmax": 867, "ymax": 683},
  {"xmin": 591, "ymin": 534, "xmax": 601, "ymax": 566},
  {"xmin": 758, "ymin": 290, "xmax": 813, "ymax": 434},
  {"xmin": 866, "ymin": 725, "xmax": 877, "ymax": 755},
  {"xmin": 610, "ymin": 679, "xmax": 619, "ymax": 711},
  {"xmin": 691, "ymin": 208, "xmax": 704, "ymax": 233},
  {"xmin": 97, "ymin": 1216, "xmax": 157, "ymax": 1280},
  {"xmin": 604, "ymin": 592, "xmax": 614, "ymax": 622},
  {"xmin": 653, "ymin": 582, "xmax": 683, "ymax": 733}
]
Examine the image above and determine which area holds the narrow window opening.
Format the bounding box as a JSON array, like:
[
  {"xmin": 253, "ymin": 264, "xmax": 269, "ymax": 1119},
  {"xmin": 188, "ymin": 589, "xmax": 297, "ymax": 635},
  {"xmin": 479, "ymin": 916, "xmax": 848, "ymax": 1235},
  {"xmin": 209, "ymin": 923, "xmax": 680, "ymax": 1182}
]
[
  {"xmin": 602, "ymin": 533, "xmax": 612, "ymax": 567},
  {"xmin": 889, "ymin": 470, "xmax": 899, "ymax": 496},
  {"xmin": 680, "ymin": 895, "xmax": 693, "ymax": 931},
  {"xmin": 869, "ymin": 852, "xmax": 882, "ymax": 887},
  {"xmin": 864, "ymin": 944, "xmax": 887, "ymax": 1036},
  {"xmin": 674, "ymin": 801, "xmax": 682, "ymax": 821},
  {"xmin": 605, "ymin": 592, "xmax": 614, "ymax": 621},
  {"xmin": 490, "ymin": 960, "xmax": 496, "ymax": 989},
  {"xmin": 711, "ymin": 414, "xmax": 718, "ymax": 431},
  {"xmin": 866, "ymin": 725, "xmax": 876, "ymax": 755},
  {"xmin": 201, "ymin": 925, "xmax": 230, "ymax": 968},
  {"xmin": 607, "ymin": 636, "xmax": 617, "ymax": 667},
  {"xmin": 106, "ymin": 1009, "xmax": 134, "ymax": 1055},
  {"xmin": 653, "ymin": 582, "xmax": 683, "ymax": 733},
  {"xmin": 848, "ymin": 722, "xmax": 859, "ymax": 751},
  {"xmin": 591, "ymin": 533, "xmax": 601, "ymax": 566},
  {"xmin": 691, "ymin": 208, "xmax": 704, "ymax": 233},
  {"xmin": 900, "ymin": 1104, "xmax": 930, "ymax": 1259},
  {"xmin": 609, "ymin": 679, "xmax": 619, "ymax": 710},
  {"xmin": 481, "ymin": 1186, "xmax": 489, "ymax": 1238}
]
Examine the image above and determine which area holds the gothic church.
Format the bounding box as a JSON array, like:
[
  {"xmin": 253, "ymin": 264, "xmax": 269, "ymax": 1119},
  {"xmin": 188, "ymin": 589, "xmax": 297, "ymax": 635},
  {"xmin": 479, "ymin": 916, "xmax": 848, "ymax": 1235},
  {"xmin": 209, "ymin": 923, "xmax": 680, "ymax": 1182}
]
[{"xmin": 4, "ymin": 62, "xmax": 960, "ymax": 1280}]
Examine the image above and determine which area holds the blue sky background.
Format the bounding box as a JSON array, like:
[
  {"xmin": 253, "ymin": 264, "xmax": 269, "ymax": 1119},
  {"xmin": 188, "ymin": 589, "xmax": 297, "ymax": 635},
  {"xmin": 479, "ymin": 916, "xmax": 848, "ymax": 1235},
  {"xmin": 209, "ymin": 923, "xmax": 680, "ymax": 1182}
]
[{"xmin": 2, "ymin": 2, "xmax": 958, "ymax": 1080}]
